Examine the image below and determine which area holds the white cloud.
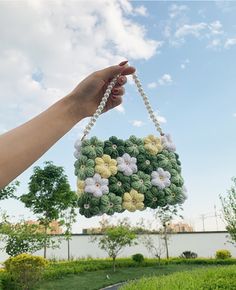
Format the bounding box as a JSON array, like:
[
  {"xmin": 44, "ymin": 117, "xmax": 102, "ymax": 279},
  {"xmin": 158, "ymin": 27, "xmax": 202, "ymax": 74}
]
[
  {"xmin": 158, "ymin": 74, "xmax": 173, "ymax": 86},
  {"xmin": 115, "ymin": 104, "xmax": 125, "ymax": 113},
  {"xmin": 209, "ymin": 21, "xmax": 223, "ymax": 35},
  {"xmin": 169, "ymin": 4, "xmax": 188, "ymax": 19},
  {"xmin": 225, "ymin": 38, "xmax": 236, "ymax": 49},
  {"xmin": 175, "ymin": 23, "xmax": 207, "ymax": 38},
  {"xmin": 0, "ymin": 0, "xmax": 159, "ymax": 128},
  {"xmin": 180, "ymin": 58, "xmax": 190, "ymax": 69},
  {"xmin": 153, "ymin": 111, "xmax": 167, "ymax": 124},
  {"xmin": 147, "ymin": 82, "xmax": 157, "ymax": 89},
  {"xmin": 131, "ymin": 120, "xmax": 145, "ymax": 127},
  {"xmin": 134, "ymin": 5, "xmax": 148, "ymax": 16},
  {"xmin": 207, "ymin": 39, "xmax": 221, "ymax": 49}
]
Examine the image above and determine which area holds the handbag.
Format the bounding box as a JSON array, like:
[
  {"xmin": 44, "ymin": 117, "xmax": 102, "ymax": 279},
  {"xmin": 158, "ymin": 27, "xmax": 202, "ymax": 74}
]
[{"xmin": 74, "ymin": 71, "xmax": 186, "ymax": 218}]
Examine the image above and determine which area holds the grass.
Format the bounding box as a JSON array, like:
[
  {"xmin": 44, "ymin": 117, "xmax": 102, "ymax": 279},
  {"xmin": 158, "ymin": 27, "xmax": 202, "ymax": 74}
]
[
  {"xmin": 121, "ymin": 265, "xmax": 236, "ymax": 290},
  {"xmin": 36, "ymin": 264, "xmax": 213, "ymax": 290}
]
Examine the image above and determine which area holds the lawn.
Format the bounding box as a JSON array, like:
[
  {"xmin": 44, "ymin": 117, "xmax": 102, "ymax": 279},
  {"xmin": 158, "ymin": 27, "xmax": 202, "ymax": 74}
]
[{"xmin": 36, "ymin": 264, "xmax": 214, "ymax": 290}]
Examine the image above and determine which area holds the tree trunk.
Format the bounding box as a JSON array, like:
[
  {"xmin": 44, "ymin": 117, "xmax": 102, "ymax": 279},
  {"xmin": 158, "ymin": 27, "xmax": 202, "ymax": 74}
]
[
  {"xmin": 43, "ymin": 225, "xmax": 47, "ymax": 259},
  {"xmin": 112, "ymin": 257, "xmax": 116, "ymax": 272},
  {"xmin": 164, "ymin": 226, "xmax": 169, "ymax": 259},
  {"xmin": 67, "ymin": 238, "xmax": 70, "ymax": 261}
]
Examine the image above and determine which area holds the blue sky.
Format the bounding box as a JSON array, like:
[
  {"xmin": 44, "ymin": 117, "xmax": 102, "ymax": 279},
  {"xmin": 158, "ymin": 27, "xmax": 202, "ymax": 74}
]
[{"xmin": 1, "ymin": 1, "xmax": 236, "ymax": 232}]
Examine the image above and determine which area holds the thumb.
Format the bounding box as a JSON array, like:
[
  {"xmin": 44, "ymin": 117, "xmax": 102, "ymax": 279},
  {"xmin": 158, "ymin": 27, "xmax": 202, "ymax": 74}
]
[{"xmin": 96, "ymin": 62, "xmax": 128, "ymax": 80}]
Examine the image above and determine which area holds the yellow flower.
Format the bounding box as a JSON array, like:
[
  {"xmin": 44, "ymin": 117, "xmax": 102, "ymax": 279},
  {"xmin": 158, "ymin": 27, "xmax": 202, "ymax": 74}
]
[
  {"xmin": 122, "ymin": 189, "xmax": 144, "ymax": 212},
  {"xmin": 77, "ymin": 179, "xmax": 85, "ymax": 197},
  {"xmin": 144, "ymin": 135, "xmax": 162, "ymax": 155},
  {"xmin": 95, "ymin": 154, "xmax": 117, "ymax": 178}
]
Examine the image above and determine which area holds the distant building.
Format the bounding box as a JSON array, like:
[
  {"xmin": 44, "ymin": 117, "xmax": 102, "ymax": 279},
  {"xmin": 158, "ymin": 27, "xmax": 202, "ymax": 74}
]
[
  {"xmin": 168, "ymin": 222, "xmax": 194, "ymax": 233},
  {"xmin": 25, "ymin": 220, "xmax": 63, "ymax": 234}
]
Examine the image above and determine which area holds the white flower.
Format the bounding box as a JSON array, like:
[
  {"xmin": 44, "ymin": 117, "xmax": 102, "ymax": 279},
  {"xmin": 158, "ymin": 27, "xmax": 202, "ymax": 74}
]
[
  {"xmin": 161, "ymin": 134, "xmax": 176, "ymax": 152},
  {"xmin": 117, "ymin": 153, "xmax": 137, "ymax": 176},
  {"xmin": 84, "ymin": 173, "xmax": 109, "ymax": 197},
  {"xmin": 74, "ymin": 139, "xmax": 82, "ymax": 159},
  {"xmin": 151, "ymin": 168, "xmax": 171, "ymax": 189}
]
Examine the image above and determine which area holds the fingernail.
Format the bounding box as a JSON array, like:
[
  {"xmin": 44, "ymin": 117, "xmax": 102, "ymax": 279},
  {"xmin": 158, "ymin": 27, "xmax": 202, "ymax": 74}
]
[
  {"xmin": 119, "ymin": 76, "xmax": 125, "ymax": 83},
  {"xmin": 119, "ymin": 60, "xmax": 128, "ymax": 66},
  {"xmin": 113, "ymin": 88, "xmax": 119, "ymax": 93},
  {"xmin": 112, "ymin": 95, "xmax": 117, "ymax": 99}
]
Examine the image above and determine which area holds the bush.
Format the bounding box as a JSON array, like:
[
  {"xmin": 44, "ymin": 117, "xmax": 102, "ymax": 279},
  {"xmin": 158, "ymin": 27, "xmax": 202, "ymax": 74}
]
[
  {"xmin": 120, "ymin": 265, "xmax": 236, "ymax": 290},
  {"xmin": 180, "ymin": 251, "xmax": 197, "ymax": 259},
  {"xmin": 4, "ymin": 253, "xmax": 48, "ymax": 290},
  {"xmin": 132, "ymin": 254, "xmax": 144, "ymax": 263},
  {"xmin": 215, "ymin": 249, "xmax": 231, "ymax": 259}
]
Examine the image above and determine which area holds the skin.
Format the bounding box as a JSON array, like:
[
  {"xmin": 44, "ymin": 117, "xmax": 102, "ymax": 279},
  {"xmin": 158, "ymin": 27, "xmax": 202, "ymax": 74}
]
[{"xmin": 0, "ymin": 61, "xmax": 136, "ymax": 188}]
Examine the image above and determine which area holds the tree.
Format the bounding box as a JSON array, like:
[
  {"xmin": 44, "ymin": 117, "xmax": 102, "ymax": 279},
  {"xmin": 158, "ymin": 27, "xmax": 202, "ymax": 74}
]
[
  {"xmin": 20, "ymin": 161, "xmax": 77, "ymax": 258},
  {"xmin": 0, "ymin": 214, "xmax": 54, "ymax": 256},
  {"xmin": 95, "ymin": 225, "xmax": 137, "ymax": 272},
  {"xmin": 0, "ymin": 180, "xmax": 19, "ymax": 201},
  {"xmin": 220, "ymin": 177, "xmax": 236, "ymax": 244},
  {"xmin": 141, "ymin": 234, "xmax": 164, "ymax": 265}
]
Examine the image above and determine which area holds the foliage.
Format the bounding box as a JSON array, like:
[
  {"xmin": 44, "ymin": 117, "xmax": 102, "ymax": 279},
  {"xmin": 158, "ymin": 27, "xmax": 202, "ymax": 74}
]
[
  {"xmin": 141, "ymin": 234, "xmax": 165, "ymax": 264},
  {"xmin": 220, "ymin": 177, "xmax": 236, "ymax": 244},
  {"xmin": 20, "ymin": 161, "xmax": 77, "ymax": 257},
  {"xmin": 0, "ymin": 180, "xmax": 19, "ymax": 201},
  {"xmin": 93, "ymin": 225, "xmax": 137, "ymax": 271},
  {"xmin": 0, "ymin": 217, "xmax": 54, "ymax": 256},
  {"xmin": 4, "ymin": 253, "xmax": 48, "ymax": 290},
  {"xmin": 215, "ymin": 249, "xmax": 231, "ymax": 259},
  {"xmin": 121, "ymin": 265, "xmax": 236, "ymax": 290},
  {"xmin": 180, "ymin": 251, "xmax": 198, "ymax": 259},
  {"xmin": 132, "ymin": 253, "xmax": 144, "ymax": 263}
]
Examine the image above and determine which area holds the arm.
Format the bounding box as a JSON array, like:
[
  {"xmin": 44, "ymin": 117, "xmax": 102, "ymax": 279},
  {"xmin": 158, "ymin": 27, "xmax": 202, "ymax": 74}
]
[{"xmin": 0, "ymin": 62, "xmax": 135, "ymax": 188}]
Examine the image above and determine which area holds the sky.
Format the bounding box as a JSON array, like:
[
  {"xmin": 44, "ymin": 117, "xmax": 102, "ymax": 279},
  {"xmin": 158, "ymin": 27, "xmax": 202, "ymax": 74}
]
[{"xmin": 0, "ymin": 0, "xmax": 236, "ymax": 232}]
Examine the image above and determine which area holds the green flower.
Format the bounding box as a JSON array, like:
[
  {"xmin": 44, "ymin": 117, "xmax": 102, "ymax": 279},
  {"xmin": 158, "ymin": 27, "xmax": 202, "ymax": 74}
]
[
  {"xmin": 156, "ymin": 153, "xmax": 173, "ymax": 171},
  {"xmin": 165, "ymin": 184, "xmax": 186, "ymax": 205},
  {"xmin": 131, "ymin": 171, "xmax": 151, "ymax": 193},
  {"xmin": 145, "ymin": 186, "xmax": 167, "ymax": 208},
  {"xmin": 170, "ymin": 169, "xmax": 184, "ymax": 187},
  {"xmin": 125, "ymin": 135, "xmax": 145, "ymax": 157},
  {"xmin": 109, "ymin": 173, "xmax": 131, "ymax": 195},
  {"xmin": 104, "ymin": 136, "xmax": 125, "ymax": 158},
  {"xmin": 100, "ymin": 193, "xmax": 123, "ymax": 215},
  {"xmin": 137, "ymin": 154, "xmax": 158, "ymax": 174},
  {"xmin": 74, "ymin": 155, "xmax": 95, "ymax": 179},
  {"xmin": 78, "ymin": 193, "xmax": 100, "ymax": 218},
  {"xmin": 81, "ymin": 137, "xmax": 104, "ymax": 159}
]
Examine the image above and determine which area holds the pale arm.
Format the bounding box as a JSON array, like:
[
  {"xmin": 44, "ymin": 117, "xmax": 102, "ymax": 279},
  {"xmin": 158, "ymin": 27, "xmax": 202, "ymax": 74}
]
[{"xmin": 0, "ymin": 62, "xmax": 135, "ymax": 188}]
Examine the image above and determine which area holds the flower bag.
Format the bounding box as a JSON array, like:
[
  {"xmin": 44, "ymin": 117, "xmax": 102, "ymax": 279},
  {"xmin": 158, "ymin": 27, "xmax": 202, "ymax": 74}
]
[{"xmin": 74, "ymin": 72, "xmax": 186, "ymax": 218}]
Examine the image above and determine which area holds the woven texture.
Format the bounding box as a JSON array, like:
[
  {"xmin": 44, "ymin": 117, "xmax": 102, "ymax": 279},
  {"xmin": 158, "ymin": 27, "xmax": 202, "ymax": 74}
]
[{"xmin": 74, "ymin": 134, "xmax": 186, "ymax": 218}]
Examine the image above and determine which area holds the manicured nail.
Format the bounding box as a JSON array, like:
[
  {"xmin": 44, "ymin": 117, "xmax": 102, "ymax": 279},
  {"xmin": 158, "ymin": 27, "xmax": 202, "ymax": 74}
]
[
  {"xmin": 113, "ymin": 88, "xmax": 119, "ymax": 93},
  {"xmin": 119, "ymin": 60, "xmax": 128, "ymax": 66},
  {"xmin": 112, "ymin": 95, "xmax": 117, "ymax": 99}
]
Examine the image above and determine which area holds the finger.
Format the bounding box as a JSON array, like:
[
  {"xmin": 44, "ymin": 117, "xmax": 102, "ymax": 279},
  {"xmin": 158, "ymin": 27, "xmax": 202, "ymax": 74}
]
[
  {"xmin": 96, "ymin": 64, "xmax": 127, "ymax": 80},
  {"xmin": 112, "ymin": 86, "xmax": 125, "ymax": 95},
  {"xmin": 117, "ymin": 75, "xmax": 127, "ymax": 85},
  {"xmin": 105, "ymin": 95, "xmax": 123, "ymax": 112},
  {"xmin": 120, "ymin": 66, "xmax": 136, "ymax": 76}
]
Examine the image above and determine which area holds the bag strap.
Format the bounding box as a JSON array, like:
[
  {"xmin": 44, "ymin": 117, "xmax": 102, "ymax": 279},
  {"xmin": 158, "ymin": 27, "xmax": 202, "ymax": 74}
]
[{"xmin": 81, "ymin": 71, "xmax": 164, "ymax": 141}]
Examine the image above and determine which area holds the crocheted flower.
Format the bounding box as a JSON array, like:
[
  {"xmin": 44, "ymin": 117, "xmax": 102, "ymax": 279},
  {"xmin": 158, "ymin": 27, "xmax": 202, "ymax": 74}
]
[
  {"xmin": 125, "ymin": 135, "xmax": 145, "ymax": 157},
  {"xmin": 170, "ymin": 169, "xmax": 184, "ymax": 187},
  {"xmin": 74, "ymin": 139, "xmax": 82, "ymax": 159},
  {"xmin": 81, "ymin": 137, "xmax": 104, "ymax": 159},
  {"xmin": 145, "ymin": 187, "xmax": 166, "ymax": 209},
  {"xmin": 137, "ymin": 154, "xmax": 158, "ymax": 174},
  {"xmin": 166, "ymin": 184, "xmax": 186, "ymax": 205},
  {"xmin": 95, "ymin": 155, "xmax": 117, "ymax": 178},
  {"xmin": 122, "ymin": 189, "xmax": 144, "ymax": 212},
  {"xmin": 117, "ymin": 153, "xmax": 137, "ymax": 176},
  {"xmin": 151, "ymin": 168, "xmax": 171, "ymax": 189},
  {"xmin": 76, "ymin": 179, "xmax": 85, "ymax": 197},
  {"xmin": 74, "ymin": 155, "xmax": 95, "ymax": 179},
  {"xmin": 78, "ymin": 193, "xmax": 100, "ymax": 218},
  {"xmin": 109, "ymin": 172, "xmax": 131, "ymax": 195},
  {"xmin": 156, "ymin": 153, "xmax": 172, "ymax": 172},
  {"xmin": 84, "ymin": 173, "xmax": 109, "ymax": 197},
  {"xmin": 131, "ymin": 171, "xmax": 151, "ymax": 193},
  {"xmin": 144, "ymin": 135, "xmax": 163, "ymax": 155},
  {"xmin": 104, "ymin": 136, "xmax": 125, "ymax": 159},
  {"xmin": 161, "ymin": 134, "xmax": 176, "ymax": 152},
  {"xmin": 100, "ymin": 193, "xmax": 123, "ymax": 215}
]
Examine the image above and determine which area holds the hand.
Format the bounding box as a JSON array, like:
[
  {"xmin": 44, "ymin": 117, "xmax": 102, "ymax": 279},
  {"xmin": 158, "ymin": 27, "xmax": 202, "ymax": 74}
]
[{"xmin": 68, "ymin": 61, "xmax": 136, "ymax": 119}]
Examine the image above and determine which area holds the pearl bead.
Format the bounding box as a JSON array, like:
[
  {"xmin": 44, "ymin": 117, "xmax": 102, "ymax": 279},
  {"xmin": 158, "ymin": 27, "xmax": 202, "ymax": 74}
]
[
  {"xmin": 101, "ymin": 101, "xmax": 106, "ymax": 106},
  {"xmin": 107, "ymin": 85, "xmax": 113, "ymax": 90},
  {"xmin": 106, "ymin": 89, "xmax": 111, "ymax": 94},
  {"xmin": 104, "ymin": 93, "xmax": 109, "ymax": 98},
  {"xmin": 110, "ymin": 81, "xmax": 116, "ymax": 87}
]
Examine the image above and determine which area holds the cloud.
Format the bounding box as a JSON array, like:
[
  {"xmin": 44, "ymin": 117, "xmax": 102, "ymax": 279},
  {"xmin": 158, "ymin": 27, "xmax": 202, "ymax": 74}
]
[
  {"xmin": 154, "ymin": 111, "xmax": 167, "ymax": 124},
  {"xmin": 209, "ymin": 21, "xmax": 223, "ymax": 35},
  {"xmin": 134, "ymin": 5, "xmax": 148, "ymax": 16},
  {"xmin": 169, "ymin": 4, "xmax": 188, "ymax": 19},
  {"xmin": 131, "ymin": 120, "xmax": 145, "ymax": 127},
  {"xmin": 175, "ymin": 23, "xmax": 207, "ymax": 38},
  {"xmin": 147, "ymin": 82, "xmax": 157, "ymax": 89},
  {"xmin": 225, "ymin": 38, "xmax": 236, "ymax": 49},
  {"xmin": 207, "ymin": 39, "xmax": 222, "ymax": 49},
  {"xmin": 180, "ymin": 58, "xmax": 190, "ymax": 69},
  {"xmin": 0, "ymin": 0, "xmax": 159, "ymax": 129},
  {"xmin": 158, "ymin": 74, "xmax": 173, "ymax": 86},
  {"xmin": 115, "ymin": 104, "xmax": 125, "ymax": 113}
]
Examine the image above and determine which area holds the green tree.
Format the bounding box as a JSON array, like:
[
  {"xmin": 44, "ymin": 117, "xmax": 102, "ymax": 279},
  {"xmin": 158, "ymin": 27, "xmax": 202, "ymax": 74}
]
[
  {"xmin": 0, "ymin": 180, "xmax": 19, "ymax": 201},
  {"xmin": 0, "ymin": 214, "xmax": 54, "ymax": 256},
  {"xmin": 96, "ymin": 225, "xmax": 137, "ymax": 272},
  {"xmin": 220, "ymin": 177, "xmax": 236, "ymax": 244},
  {"xmin": 20, "ymin": 161, "xmax": 77, "ymax": 258}
]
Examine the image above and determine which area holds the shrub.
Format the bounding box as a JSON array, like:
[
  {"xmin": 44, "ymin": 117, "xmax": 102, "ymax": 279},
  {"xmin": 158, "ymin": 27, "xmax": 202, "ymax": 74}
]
[
  {"xmin": 215, "ymin": 249, "xmax": 231, "ymax": 259},
  {"xmin": 180, "ymin": 251, "xmax": 197, "ymax": 259},
  {"xmin": 132, "ymin": 254, "xmax": 144, "ymax": 263},
  {"xmin": 4, "ymin": 253, "xmax": 48, "ymax": 290}
]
